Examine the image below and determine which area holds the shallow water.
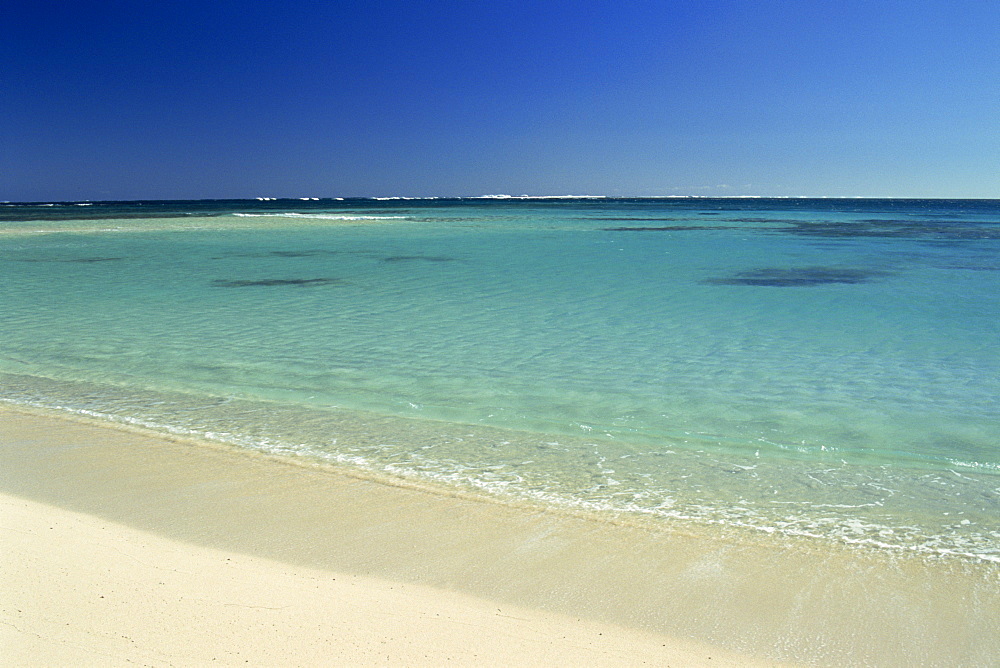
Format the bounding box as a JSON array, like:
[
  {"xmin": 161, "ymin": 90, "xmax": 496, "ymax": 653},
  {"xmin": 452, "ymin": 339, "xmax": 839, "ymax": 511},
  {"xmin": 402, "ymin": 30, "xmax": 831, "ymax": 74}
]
[
  {"xmin": 2, "ymin": 197, "xmax": 999, "ymax": 561},
  {"xmin": 4, "ymin": 407, "xmax": 998, "ymax": 667}
]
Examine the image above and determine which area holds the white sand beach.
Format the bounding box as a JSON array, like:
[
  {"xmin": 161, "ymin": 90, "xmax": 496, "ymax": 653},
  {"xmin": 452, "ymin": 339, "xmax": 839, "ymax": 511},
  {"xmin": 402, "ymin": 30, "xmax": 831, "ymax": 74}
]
[
  {"xmin": 1, "ymin": 493, "xmax": 761, "ymax": 667},
  {"xmin": 2, "ymin": 405, "xmax": 997, "ymax": 666},
  {"xmin": 0, "ymin": 406, "xmax": 778, "ymax": 666}
]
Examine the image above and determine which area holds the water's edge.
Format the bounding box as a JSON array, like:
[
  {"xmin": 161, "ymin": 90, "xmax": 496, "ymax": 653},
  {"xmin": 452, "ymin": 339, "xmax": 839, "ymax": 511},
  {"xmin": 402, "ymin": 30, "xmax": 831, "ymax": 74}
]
[
  {"xmin": 3, "ymin": 373, "xmax": 999, "ymax": 565},
  {"xmin": 2, "ymin": 402, "xmax": 998, "ymax": 667}
]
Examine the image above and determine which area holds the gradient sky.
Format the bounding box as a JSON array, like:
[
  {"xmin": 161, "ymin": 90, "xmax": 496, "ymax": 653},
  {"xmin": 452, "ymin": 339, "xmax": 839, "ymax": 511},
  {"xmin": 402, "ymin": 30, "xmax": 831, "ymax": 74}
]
[{"xmin": 4, "ymin": 0, "xmax": 999, "ymax": 200}]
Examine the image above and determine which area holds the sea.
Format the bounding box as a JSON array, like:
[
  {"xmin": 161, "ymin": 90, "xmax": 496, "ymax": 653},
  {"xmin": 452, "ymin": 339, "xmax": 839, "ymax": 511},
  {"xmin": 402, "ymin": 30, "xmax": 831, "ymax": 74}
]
[{"xmin": 2, "ymin": 196, "xmax": 998, "ymax": 564}]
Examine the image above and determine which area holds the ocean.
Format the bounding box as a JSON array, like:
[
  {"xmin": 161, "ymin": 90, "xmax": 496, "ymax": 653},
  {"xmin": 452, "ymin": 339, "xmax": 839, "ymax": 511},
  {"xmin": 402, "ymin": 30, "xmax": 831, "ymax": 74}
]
[{"xmin": 2, "ymin": 196, "xmax": 998, "ymax": 563}]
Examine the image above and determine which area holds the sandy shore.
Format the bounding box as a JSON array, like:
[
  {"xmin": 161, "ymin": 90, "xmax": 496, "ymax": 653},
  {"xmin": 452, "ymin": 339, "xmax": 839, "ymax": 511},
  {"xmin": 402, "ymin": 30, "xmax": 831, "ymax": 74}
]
[
  {"xmin": 2, "ymin": 405, "xmax": 998, "ymax": 666},
  {"xmin": 0, "ymin": 407, "xmax": 777, "ymax": 666},
  {"xmin": 1, "ymin": 493, "xmax": 754, "ymax": 667}
]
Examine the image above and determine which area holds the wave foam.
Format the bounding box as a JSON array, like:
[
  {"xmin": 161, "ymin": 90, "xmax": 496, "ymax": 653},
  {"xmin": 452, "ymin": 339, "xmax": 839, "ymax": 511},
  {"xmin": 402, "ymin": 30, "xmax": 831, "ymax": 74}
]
[
  {"xmin": 370, "ymin": 196, "xmax": 440, "ymax": 201},
  {"xmin": 231, "ymin": 213, "xmax": 408, "ymax": 221},
  {"xmin": 471, "ymin": 195, "xmax": 608, "ymax": 200}
]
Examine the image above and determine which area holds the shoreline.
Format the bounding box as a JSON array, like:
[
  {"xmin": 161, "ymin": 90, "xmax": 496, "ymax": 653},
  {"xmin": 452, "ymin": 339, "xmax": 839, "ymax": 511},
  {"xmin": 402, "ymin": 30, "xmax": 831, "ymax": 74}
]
[
  {"xmin": 2, "ymin": 404, "xmax": 998, "ymax": 665},
  {"xmin": 5, "ymin": 373, "xmax": 996, "ymax": 566},
  {"xmin": 2, "ymin": 493, "xmax": 751, "ymax": 666}
]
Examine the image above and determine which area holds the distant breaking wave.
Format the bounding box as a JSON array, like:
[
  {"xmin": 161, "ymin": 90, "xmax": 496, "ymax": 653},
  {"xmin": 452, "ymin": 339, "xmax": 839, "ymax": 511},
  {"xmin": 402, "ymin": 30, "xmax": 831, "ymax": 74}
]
[
  {"xmin": 470, "ymin": 194, "xmax": 608, "ymax": 199},
  {"xmin": 231, "ymin": 213, "xmax": 408, "ymax": 221}
]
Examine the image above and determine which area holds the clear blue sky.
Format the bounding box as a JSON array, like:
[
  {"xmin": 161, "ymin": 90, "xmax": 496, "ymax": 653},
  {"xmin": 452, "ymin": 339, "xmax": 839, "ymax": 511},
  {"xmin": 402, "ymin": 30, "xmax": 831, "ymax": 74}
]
[{"xmin": 4, "ymin": 0, "xmax": 998, "ymax": 200}]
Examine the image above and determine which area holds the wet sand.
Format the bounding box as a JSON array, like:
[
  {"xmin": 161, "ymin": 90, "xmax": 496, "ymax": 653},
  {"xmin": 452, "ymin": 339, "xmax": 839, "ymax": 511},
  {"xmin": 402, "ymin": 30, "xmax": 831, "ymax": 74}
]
[
  {"xmin": 2, "ymin": 405, "xmax": 997, "ymax": 665},
  {"xmin": 2, "ymin": 494, "xmax": 757, "ymax": 666}
]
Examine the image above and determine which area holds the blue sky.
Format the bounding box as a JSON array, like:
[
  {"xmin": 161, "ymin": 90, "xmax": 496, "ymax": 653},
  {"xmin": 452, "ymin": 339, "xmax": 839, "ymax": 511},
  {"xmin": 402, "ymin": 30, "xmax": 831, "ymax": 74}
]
[{"xmin": 4, "ymin": 0, "xmax": 998, "ymax": 200}]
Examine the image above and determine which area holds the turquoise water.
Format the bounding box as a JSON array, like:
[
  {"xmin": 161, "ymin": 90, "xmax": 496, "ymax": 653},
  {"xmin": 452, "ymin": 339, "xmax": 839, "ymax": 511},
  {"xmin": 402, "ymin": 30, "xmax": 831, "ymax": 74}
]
[{"xmin": 2, "ymin": 198, "xmax": 999, "ymax": 560}]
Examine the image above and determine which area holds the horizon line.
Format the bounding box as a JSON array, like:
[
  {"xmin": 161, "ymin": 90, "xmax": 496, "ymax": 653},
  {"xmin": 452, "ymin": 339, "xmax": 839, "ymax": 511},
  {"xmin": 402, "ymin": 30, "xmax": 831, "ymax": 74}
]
[{"xmin": 4, "ymin": 194, "xmax": 999, "ymax": 205}]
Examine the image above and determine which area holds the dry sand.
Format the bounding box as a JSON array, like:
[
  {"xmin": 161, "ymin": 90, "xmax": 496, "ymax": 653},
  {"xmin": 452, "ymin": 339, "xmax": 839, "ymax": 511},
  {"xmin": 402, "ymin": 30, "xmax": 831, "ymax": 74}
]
[
  {"xmin": 0, "ymin": 406, "xmax": 775, "ymax": 666},
  {"xmin": 3, "ymin": 405, "xmax": 998, "ymax": 666},
  {"xmin": 1, "ymin": 493, "xmax": 754, "ymax": 667}
]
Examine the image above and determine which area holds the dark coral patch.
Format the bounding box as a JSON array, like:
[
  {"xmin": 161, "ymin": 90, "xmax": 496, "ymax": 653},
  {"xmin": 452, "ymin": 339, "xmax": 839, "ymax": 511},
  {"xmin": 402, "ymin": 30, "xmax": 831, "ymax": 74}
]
[
  {"xmin": 268, "ymin": 250, "xmax": 336, "ymax": 258},
  {"xmin": 211, "ymin": 278, "xmax": 342, "ymax": 288},
  {"xmin": 782, "ymin": 220, "xmax": 1000, "ymax": 240},
  {"xmin": 939, "ymin": 263, "xmax": 1000, "ymax": 271},
  {"xmin": 382, "ymin": 255, "xmax": 456, "ymax": 263},
  {"xmin": 210, "ymin": 250, "xmax": 339, "ymax": 260},
  {"xmin": 704, "ymin": 267, "xmax": 888, "ymax": 287},
  {"xmin": 603, "ymin": 225, "xmax": 729, "ymax": 232},
  {"xmin": 594, "ymin": 217, "xmax": 688, "ymax": 222},
  {"xmin": 13, "ymin": 256, "xmax": 125, "ymax": 263}
]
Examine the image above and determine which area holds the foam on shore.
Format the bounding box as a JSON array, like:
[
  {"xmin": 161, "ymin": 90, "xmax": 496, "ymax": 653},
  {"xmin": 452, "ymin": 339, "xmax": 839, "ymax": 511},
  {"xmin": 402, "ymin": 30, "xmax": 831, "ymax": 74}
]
[{"xmin": 2, "ymin": 405, "xmax": 998, "ymax": 666}]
